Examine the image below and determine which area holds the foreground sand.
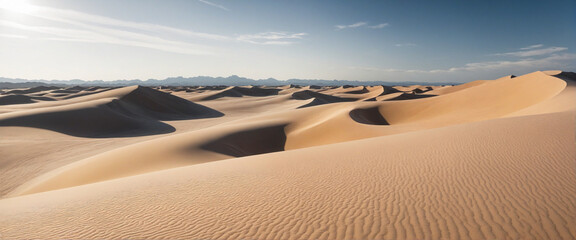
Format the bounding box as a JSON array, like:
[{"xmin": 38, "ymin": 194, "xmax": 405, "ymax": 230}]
[{"xmin": 0, "ymin": 71, "xmax": 574, "ymax": 239}]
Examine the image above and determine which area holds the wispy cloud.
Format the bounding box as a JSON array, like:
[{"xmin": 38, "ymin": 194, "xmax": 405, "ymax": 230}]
[
  {"xmin": 237, "ymin": 32, "xmax": 307, "ymax": 45},
  {"xmin": 0, "ymin": 33, "xmax": 29, "ymax": 39},
  {"xmin": 198, "ymin": 0, "xmax": 229, "ymax": 11},
  {"xmin": 368, "ymin": 23, "xmax": 389, "ymax": 29},
  {"xmin": 0, "ymin": 20, "xmax": 215, "ymax": 55},
  {"xmin": 395, "ymin": 43, "xmax": 417, "ymax": 47},
  {"xmin": 336, "ymin": 22, "xmax": 389, "ymax": 30},
  {"xmin": 352, "ymin": 52, "xmax": 575, "ymax": 74},
  {"xmin": 336, "ymin": 22, "xmax": 367, "ymax": 30},
  {"xmin": 0, "ymin": 3, "xmax": 305, "ymax": 55},
  {"xmin": 494, "ymin": 45, "xmax": 567, "ymax": 57},
  {"xmin": 12, "ymin": 5, "xmax": 230, "ymax": 41},
  {"xmin": 428, "ymin": 53, "xmax": 575, "ymax": 73},
  {"xmin": 520, "ymin": 44, "xmax": 543, "ymax": 50},
  {"xmin": 0, "ymin": 4, "xmax": 230, "ymax": 55}
]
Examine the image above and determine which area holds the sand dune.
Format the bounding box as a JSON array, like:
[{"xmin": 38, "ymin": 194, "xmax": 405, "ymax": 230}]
[
  {"xmin": 118, "ymin": 85, "xmax": 223, "ymax": 120},
  {"xmin": 291, "ymin": 89, "xmax": 355, "ymax": 108},
  {"xmin": 8, "ymin": 120, "xmax": 290, "ymax": 196},
  {"xmin": 1, "ymin": 106, "xmax": 574, "ymax": 240},
  {"xmin": 0, "ymin": 99, "xmax": 176, "ymax": 137},
  {"xmin": 281, "ymin": 71, "xmax": 569, "ymax": 149},
  {"xmin": 0, "ymin": 71, "xmax": 574, "ymax": 239},
  {"xmin": 0, "ymin": 86, "xmax": 223, "ymax": 137},
  {"xmin": 349, "ymin": 107, "xmax": 390, "ymax": 125},
  {"xmin": 0, "ymin": 94, "xmax": 40, "ymax": 105},
  {"xmin": 3, "ymin": 86, "xmax": 59, "ymax": 95},
  {"xmin": 380, "ymin": 92, "xmax": 437, "ymax": 101},
  {"xmin": 330, "ymin": 86, "xmax": 386, "ymax": 101},
  {"xmin": 187, "ymin": 86, "xmax": 281, "ymax": 101},
  {"xmin": 377, "ymin": 71, "xmax": 566, "ymax": 125},
  {"xmin": 60, "ymin": 87, "xmax": 114, "ymax": 99}
]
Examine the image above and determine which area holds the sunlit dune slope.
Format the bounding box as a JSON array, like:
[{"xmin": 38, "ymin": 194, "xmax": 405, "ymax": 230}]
[
  {"xmin": 0, "ymin": 71, "xmax": 574, "ymax": 240},
  {"xmin": 8, "ymin": 71, "xmax": 573, "ymax": 195},
  {"xmin": 0, "ymin": 102, "xmax": 574, "ymax": 240}
]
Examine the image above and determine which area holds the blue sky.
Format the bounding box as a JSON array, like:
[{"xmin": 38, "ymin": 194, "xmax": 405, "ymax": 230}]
[{"xmin": 0, "ymin": 0, "xmax": 574, "ymax": 82}]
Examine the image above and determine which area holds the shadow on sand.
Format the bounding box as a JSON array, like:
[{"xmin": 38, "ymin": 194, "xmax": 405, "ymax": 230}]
[{"xmin": 0, "ymin": 86, "xmax": 224, "ymax": 138}]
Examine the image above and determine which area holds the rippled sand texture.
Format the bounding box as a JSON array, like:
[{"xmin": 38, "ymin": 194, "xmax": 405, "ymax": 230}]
[{"xmin": 0, "ymin": 71, "xmax": 575, "ymax": 239}]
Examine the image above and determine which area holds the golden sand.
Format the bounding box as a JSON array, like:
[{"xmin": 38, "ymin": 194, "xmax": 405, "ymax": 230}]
[{"xmin": 0, "ymin": 71, "xmax": 574, "ymax": 239}]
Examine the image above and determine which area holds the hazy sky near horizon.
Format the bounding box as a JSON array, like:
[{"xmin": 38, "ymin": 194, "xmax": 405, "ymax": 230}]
[{"xmin": 0, "ymin": 0, "xmax": 575, "ymax": 83}]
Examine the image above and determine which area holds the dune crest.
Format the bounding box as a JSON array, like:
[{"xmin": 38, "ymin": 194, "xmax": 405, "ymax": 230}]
[
  {"xmin": 0, "ymin": 86, "xmax": 223, "ymax": 137},
  {"xmin": 0, "ymin": 71, "xmax": 574, "ymax": 239}
]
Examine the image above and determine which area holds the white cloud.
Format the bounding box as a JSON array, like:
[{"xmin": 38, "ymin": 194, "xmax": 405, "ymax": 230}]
[
  {"xmin": 495, "ymin": 46, "xmax": 567, "ymax": 57},
  {"xmin": 198, "ymin": 0, "xmax": 229, "ymax": 11},
  {"xmin": 336, "ymin": 22, "xmax": 367, "ymax": 30},
  {"xmin": 336, "ymin": 22, "xmax": 389, "ymax": 30},
  {"xmin": 14, "ymin": 5, "xmax": 230, "ymax": 41},
  {"xmin": 353, "ymin": 45, "xmax": 573, "ymax": 77},
  {"xmin": 0, "ymin": 33, "xmax": 28, "ymax": 39},
  {"xmin": 352, "ymin": 53, "xmax": 576, "ymax": 74},
  {"xmin": 0, "ymin": 3, "xmax": 306, "ymax": 55},
  {"xmin": 431, "ymin": 53, "xmax": 576, "ymax": 72},
  {"xmin": 520, "ymin": 44, "xmax": 543, "ymax": 50},
  {"xmin": 0, "ymin": 4, "xmax": 230, "ymax": 55},
  {"xmin": 0, "ymin": 20, "xmax": 215, "ymax": 55},
  {"xmin": 368, "ymin": 23, "xmax": 389, "ymax": 29},
  {"xmin": 237, "ymin": 32, "xmax": 307, "ymax": 45},
  {"xmin": 395, "ymin": 43, "xmax": 417, "ymax": 47}
]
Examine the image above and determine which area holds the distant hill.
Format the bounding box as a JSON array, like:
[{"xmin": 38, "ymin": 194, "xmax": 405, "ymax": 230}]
[{"xmin": 0, "ymin": 75, "xmax": 458, "ymax": 89}]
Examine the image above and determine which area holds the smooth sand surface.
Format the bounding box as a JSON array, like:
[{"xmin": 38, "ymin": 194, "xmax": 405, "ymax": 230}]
[{"xmin": 0, "ymin": 71, "xmax": 574, "ymax": 239}]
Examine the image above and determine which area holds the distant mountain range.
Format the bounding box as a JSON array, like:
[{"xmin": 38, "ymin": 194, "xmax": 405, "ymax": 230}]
[{"xmin": 0, "ymin": 75, "xmax": 458, "ymax": 88}]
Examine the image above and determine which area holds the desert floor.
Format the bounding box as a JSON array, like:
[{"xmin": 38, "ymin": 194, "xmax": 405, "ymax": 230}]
[{"xmin": 0, "ymin": 70, "xmax": 575, "ymax": 239}]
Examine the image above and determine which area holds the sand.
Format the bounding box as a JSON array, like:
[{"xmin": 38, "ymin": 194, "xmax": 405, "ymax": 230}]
[{"xmin": 0, "ymin": 70, "xmax": 574, "ymax": 239}]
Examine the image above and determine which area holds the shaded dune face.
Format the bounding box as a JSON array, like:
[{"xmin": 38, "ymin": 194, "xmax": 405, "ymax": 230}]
[
  {"xmin": 0, "ymin": 95, "xmax": 36, "ymax": 105},
  {"xmin": 343, "ymin": 86, "xmax": 369, "ymax": 94},
  {"xmin": 367, "ymin": 86, "xmax": 432, "ymax": 101},
  {"xmin": 0, "ymin": 86, "xmax": 223, "ymax": 137},
  {"xmin": 9, "ymin": 122, "xmax": 291, "ymax": 195},
  {"xmin": 381, "ymin": 85, "xmax": 401, "ymax": 94},
  {"xmin": 0, "ymin": 71, "xmax": 575, "ymax": 239},
  {"xmin": 349, "ymin": 107, "xmax": 390, "ymax": 125},
  {"xmin": 0, "ymin": 104, "xmax": 176, "ymax": 137},
  {"xmin": 236, "ymin": 86, "xmax": 281, "ymax": 96},
  {"xmin": 554, "ymin": 71, "xmax": 576, "ymax": 81},
  {"xmin": 412, "ymin": 86, "xmax": 433, "ymax": 93},
  {"xmin": 3, "ymin": 86, "xmax": 59, "ymax": 94},
  {"xmin": 199, "ymin": 86, "xmax": 281, "ymax": 100},
  {"xmin": 118, "ymin": 86, "xmax": 223, "ymax": 120},
  {"xmin": 197, "ymin": 86, "xmax": 229, "ymax": 91},
  {"xmin": 200, "ymin": 124, "xmax": 288, "ymax": 157},
  {"xmin": 291, "ymin": 90, "xmax": 354, "ymax": 108},
  {"xmin": 383, "ymin": 92, "xmax": 437, "ymax": 101}
]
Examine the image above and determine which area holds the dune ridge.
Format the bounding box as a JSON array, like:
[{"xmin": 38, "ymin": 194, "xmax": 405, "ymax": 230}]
[
  {"xmin": 0, "ymin": 86, "xmax": 223, "ymax": 137},
  {"xmin": 1, "ymin": 108, "xmax": 574, "ymax": 240},
  {"xmin": 0, "ymin": 71, "xmax": 574, "ymax": 239},
  {"xmin": 6, "ymin": 71, "xmax": 572, "ymax": 194},
  {"xmin": 186, "ymin": 86, "xmax": 281, "ymax": 101}
]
